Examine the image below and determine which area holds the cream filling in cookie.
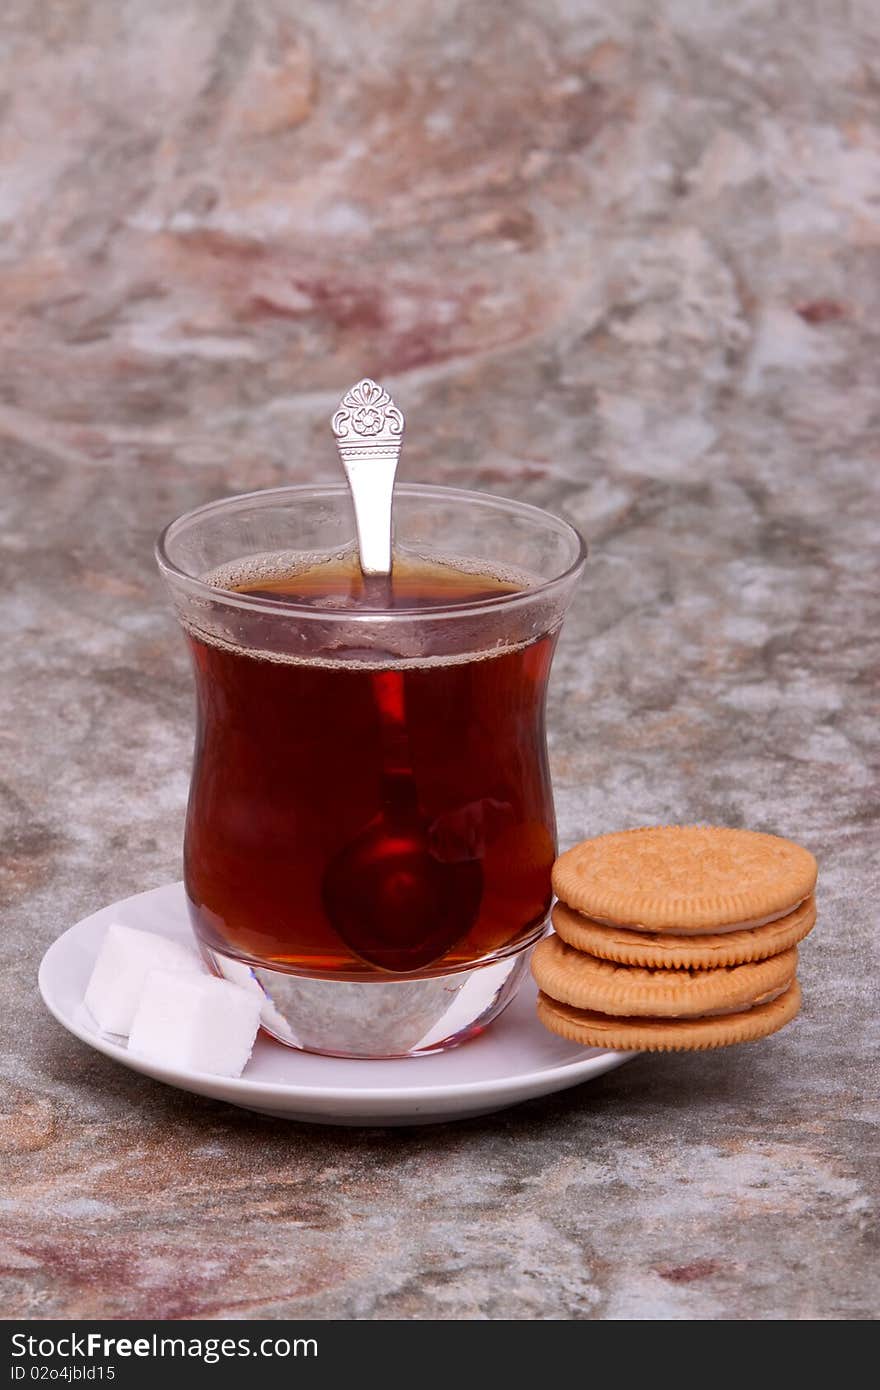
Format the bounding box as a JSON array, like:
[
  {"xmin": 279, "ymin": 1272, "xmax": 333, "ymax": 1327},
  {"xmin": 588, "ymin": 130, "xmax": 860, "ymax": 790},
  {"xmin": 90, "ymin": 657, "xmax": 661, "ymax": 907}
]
[
  {"xmin": 588, "ymin": 899, "xmax": 808, "ymax": 936},
  {"xmin": 698, "ymin": 982, "xmax": 793, "ymax": 1017}
]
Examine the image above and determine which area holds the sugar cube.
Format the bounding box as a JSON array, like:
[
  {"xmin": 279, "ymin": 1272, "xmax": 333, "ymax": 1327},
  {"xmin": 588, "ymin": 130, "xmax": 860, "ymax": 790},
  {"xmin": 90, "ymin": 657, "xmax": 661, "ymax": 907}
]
[
  {"xmin": 128, "ymin": 970, "xmax": 262, "ymax": 1077},
  {"xmin": 84, "ymin": 923, "xmax": 206, "ymax": 1035}
]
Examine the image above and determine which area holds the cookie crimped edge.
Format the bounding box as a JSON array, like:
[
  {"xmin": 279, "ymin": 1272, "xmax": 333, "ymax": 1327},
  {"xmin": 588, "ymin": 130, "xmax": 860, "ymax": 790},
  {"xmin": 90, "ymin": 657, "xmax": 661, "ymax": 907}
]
[
  {"xmin": 552, "ymin": 896, "xmax": 816, "ymax": 968},
  {"xmin": 552, "ymin": 826, "xmax": 818, "ymax": 930},
  {"xmin": 531, "ymin": 936, "xmax": 797, "ymax": 1017},
  {"xmin": 536, "ymin": 980, "xmax": 801, "ymax": 1051}
]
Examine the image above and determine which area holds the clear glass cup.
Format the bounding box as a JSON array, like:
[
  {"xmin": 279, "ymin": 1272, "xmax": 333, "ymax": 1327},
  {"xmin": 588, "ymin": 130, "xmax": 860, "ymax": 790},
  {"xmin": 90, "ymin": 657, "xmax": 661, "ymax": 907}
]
[{"xmin": 157, "ymin": 483, "xmax": 585, "ymax": 1058}]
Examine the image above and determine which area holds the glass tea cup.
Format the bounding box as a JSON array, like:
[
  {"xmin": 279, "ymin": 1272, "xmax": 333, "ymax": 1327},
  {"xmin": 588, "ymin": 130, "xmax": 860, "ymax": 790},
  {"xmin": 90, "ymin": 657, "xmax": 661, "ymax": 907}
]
[{"xmin": 157, "ymin": 483, "xmax": 585, "ymax": 1058}]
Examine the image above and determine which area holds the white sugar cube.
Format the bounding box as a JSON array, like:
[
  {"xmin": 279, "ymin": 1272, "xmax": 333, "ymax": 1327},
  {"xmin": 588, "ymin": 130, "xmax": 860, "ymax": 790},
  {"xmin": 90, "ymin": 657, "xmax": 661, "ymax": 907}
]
[
  {"xmin": 84, "ymin": 923, "xmax": 205, "ymax": 1035},
  {"xmin": 128, "ymin": 970, "xmax": 262, "ymax": 1077}
]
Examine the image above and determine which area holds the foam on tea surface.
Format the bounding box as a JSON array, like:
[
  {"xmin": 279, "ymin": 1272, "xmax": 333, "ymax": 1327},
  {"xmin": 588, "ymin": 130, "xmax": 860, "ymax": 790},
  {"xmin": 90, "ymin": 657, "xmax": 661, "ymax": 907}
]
[
  {"xmin": 207, "ymin": 548, "xmax": 532, "ymax": 608},
  {"xmin": 188, "ymin": 549, "xmax": 547, "ymax": 670}
]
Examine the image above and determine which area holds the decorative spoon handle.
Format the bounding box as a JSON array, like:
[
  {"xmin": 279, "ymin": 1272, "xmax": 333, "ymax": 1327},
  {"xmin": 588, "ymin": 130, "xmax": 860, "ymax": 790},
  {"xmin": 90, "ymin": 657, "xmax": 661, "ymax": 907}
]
[{"xmin": 331, "ymin": 378, "xmax": 404, "ymax": 576}]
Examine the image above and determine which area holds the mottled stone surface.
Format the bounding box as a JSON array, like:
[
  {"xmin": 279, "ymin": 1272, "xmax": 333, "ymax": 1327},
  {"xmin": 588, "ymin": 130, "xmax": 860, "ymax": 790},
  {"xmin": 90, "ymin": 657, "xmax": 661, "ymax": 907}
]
[{"xmin": 2, "ymin": 0, "xmax": 878, "ymax": 1321}]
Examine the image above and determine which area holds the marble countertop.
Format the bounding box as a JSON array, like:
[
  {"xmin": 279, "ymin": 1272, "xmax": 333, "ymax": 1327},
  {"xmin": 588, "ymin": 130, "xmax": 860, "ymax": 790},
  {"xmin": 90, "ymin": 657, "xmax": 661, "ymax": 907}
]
[{"xmin": 2, "ymin": 1, "xmax": 877, "ymax": 1320}]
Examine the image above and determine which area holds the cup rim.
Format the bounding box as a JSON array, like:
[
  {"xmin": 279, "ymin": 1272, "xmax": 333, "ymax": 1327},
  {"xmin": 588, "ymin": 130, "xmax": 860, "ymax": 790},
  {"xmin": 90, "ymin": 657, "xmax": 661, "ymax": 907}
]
[{"xmin": 155, "ymin": 482, "xmax": 587, "ymax": 623}]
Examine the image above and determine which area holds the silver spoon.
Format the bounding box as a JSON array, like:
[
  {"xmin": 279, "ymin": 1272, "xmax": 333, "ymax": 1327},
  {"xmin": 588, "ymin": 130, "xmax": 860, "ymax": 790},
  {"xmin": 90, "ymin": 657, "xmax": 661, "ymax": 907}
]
[
  {"xmin": 331, "ymin": 378, "xmax": 404, "ymax": 578},
  {"xmin": 323, "ymin": 378, "xmax": 483, "ymax": 972}
]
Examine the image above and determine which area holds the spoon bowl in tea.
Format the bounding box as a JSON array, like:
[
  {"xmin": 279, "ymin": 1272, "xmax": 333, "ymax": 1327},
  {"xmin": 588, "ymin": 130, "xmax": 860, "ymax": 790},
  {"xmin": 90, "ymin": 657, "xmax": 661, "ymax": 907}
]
[{"xmin": 321, "ymin": 669, "xmax": 483, "ymax": 972}]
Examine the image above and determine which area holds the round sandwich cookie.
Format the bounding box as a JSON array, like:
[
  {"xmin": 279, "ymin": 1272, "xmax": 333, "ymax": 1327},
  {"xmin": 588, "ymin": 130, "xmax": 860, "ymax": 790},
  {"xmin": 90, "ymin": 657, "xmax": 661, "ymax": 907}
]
[
  {"xmin": 551, "ymin": 895, "xmax": 816, "ymax": 969},
  {"xmin": 536, "ymin": 980, "xmax": 802, "ymax": 1052},
  {"xmin": 531, "ymin": 935, "xmax": 797, "ymax": 1018},
  {"xmin": 552, "ymin": 825, "xmax": 817, "ymax": 933}
]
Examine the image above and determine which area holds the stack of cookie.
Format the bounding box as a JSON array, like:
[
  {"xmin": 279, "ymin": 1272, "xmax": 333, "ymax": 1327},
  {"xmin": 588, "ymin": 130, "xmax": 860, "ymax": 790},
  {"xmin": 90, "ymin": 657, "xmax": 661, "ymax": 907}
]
[{"xmin": 533, "ymin": 826, "xmax": 817, "ymax": 1051}]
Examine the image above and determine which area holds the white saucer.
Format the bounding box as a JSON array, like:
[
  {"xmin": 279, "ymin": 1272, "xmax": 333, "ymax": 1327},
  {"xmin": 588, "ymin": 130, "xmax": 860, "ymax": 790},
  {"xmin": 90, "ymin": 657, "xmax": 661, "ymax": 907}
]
[{"xmin": 38, "ymin": 882, "xmax": 630, "ymax": 1126}]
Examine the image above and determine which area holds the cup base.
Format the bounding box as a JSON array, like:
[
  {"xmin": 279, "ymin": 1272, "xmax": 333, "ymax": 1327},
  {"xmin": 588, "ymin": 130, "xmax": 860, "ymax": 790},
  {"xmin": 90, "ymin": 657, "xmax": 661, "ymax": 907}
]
[{"xmin": 203, "ymin": 932, "xmax": 544, "ymax": 1060}]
